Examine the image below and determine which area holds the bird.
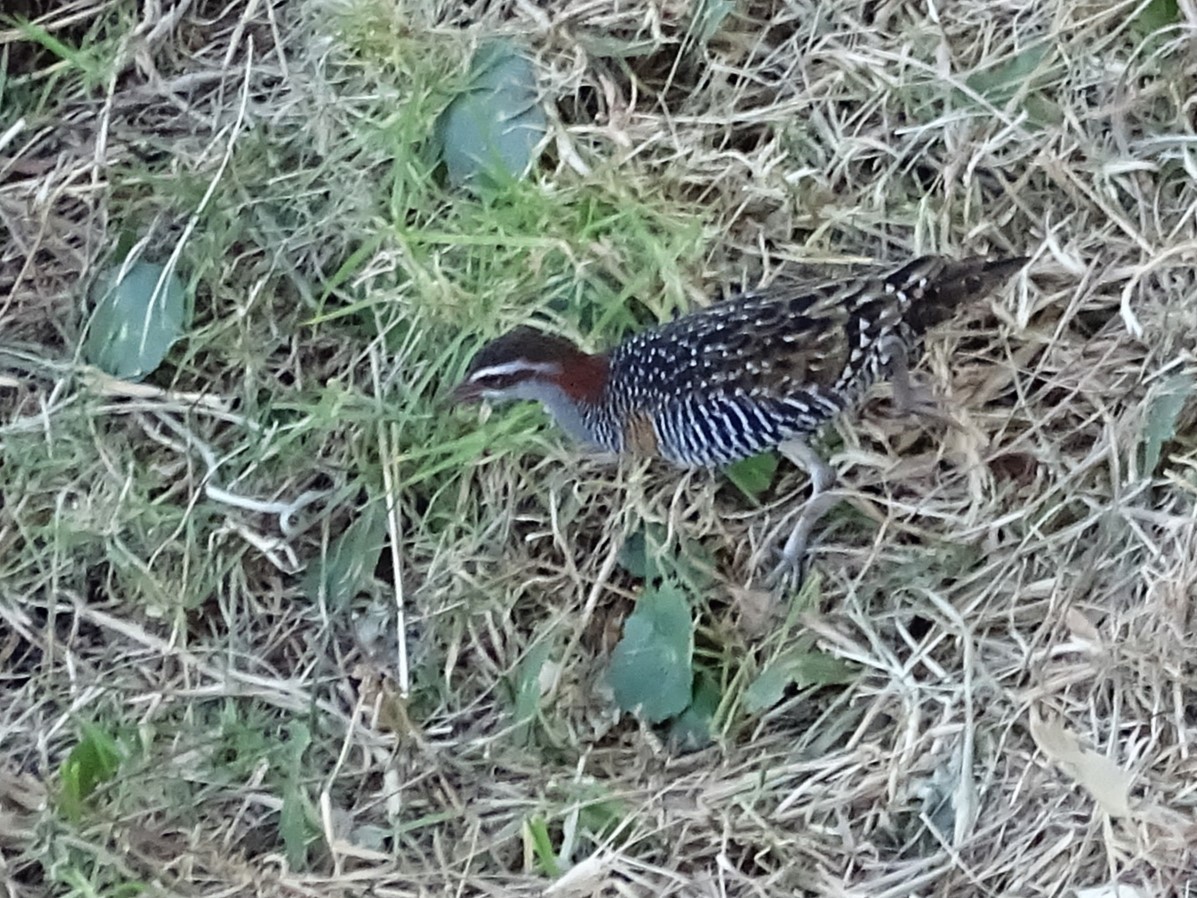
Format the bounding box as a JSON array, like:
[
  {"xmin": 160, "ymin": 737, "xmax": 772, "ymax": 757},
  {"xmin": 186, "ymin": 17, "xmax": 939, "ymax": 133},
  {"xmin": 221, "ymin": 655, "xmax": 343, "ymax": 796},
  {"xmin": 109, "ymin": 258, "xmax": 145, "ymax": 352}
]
[{"xmin": 450, "ymin": 254, "xmax": 1028, "ymax": 582}]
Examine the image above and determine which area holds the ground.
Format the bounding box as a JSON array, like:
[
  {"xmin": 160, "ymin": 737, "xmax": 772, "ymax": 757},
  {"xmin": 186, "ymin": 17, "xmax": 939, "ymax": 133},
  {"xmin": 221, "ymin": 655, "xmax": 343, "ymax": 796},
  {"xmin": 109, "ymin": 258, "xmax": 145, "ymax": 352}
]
[{"xmin": 2, "ymin": 1, "xmax": 1196, "ymax": 896}]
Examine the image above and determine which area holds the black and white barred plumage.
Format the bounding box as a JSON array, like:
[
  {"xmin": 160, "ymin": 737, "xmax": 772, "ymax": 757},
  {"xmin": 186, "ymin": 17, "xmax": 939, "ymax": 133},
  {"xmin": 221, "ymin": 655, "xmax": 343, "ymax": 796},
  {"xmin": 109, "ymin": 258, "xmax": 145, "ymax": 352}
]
[{"xmin": 453, "ymin": 255, "xmax": 1027, "ymax": 467}]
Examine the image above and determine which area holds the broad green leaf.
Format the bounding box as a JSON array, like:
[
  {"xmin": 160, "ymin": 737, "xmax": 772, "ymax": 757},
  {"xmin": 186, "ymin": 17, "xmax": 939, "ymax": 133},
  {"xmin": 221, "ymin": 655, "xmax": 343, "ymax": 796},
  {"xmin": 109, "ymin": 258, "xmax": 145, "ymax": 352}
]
[
  {"xmin": 965, "ymin": 43, "xmax": 1049, "ymax": 105},
  {"xmin": 1141, "ymin": 374, "xmax": 1194, "ymax": 477},
  {"xmin": 607, "ymin": 581, "xmax": 694, "ymax": 722},
  {"xmin": 673, "ymin": 539, "xmax": 715, "ymax": 595},
  {"xmin": 617, "ymin": 526, "xmax": 657, "ymax": 581},
  {"xmin": 744, "ymin": 663, "xmax": 788, "ymax": 713},
  {"xmin": 436, "ymin": 40, "xmax": 546, "ymax": 189},
  {"xmin": 619, "ymin": 524, "xmax": 712, "ymax": 591},
  {"xmin": 724, "ymin": 452, "xmax": 778, "ymax": 501},
  {"xmin": 84, "ymin": 260, "xmax": 187, "ymax": 381},
  {"xmin": 58, "ymin": 723, "xmax": 122, "ymax": 821},
  {"xmin": 668, "ymin": 672, "xmax": 720, "ymax": 751},
  {"xmin": 1134, "ymin": 0, "xmax": 1179, "ymax": 35},
  {"xmin": 744, "ymin": 648, "xmax": 856, "ymax": 714},
  {"xmin": 302, "ymin": 502, "xmax": 388, "ymax": 607}
]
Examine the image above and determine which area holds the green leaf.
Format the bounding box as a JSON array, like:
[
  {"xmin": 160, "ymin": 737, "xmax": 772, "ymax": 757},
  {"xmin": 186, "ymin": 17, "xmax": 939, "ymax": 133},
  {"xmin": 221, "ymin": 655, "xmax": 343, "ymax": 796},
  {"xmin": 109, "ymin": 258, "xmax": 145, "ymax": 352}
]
[
  {"xmin": 1022, "ymin": 94, "xmax": 1064, "ymax": 128},
  {"xmin": 965, "ymin": 43, "xmax": 1049, "ymax": 105},
  {"xmin": 574, "ymin": 34, "xmax": 661, "ymax": 58},
  {"xmin": 743, "ymin": 648, "xmax": 856, "ymax": 714},
  {"xmin": 525, "ymin": 815, "xmax": 560, "ymax": 876},
  {"xmin": 280, "ymin": 721, "xmax": 312, "ymax": 869},
  {"xmin": 617, "ymin": 526, "xmax": 657, "ymax": 581},
  {"xmin": 436, "ymin": 40, "xmax": 547, "ymax": 189},
  {"xmin": 83, "ymin": 260, "xmax": 188, "ymax": 381},
  {"xmin": 724, "ymin": 452, "xmax": 778, "ymax": 501},
  {"xmin": 510, "ymin": 638, "xmax": 553, "ymax": 744},
  {"xmin": 9, "ymin": 16, "xmax": 106, "ymax": 85},
  {"xmin": 1134, "ymin": 0, "xmax": 1179, "ymax": 35},
  {"xmin": 280, "ymin": 783, "xmax": 309, "ymax": 869},
  {"xmin": 577, "ymin": 796, "xmax": 627, "ymax": 839},
  {"xmin": 58, "ymin": 723, "xmax": 122, "ymax": 822},
  {"xmin": 789, "ymin": 567, "xmax": 823, "ymax": 615},
  {"xmin": 607, "ymin": 581, "xmax": 694, "ymax": 723},
  {"xmin": 619, "ymin": 524, "xmax": 712, "ymax": 591},
  {"xmin": 285, "ymin": 719, "xmax": 312, "ymax": 760},
  {"xmin": 1141, "ymin": 374, "xmax": 1194, "ymax": 477},
  {"xmin": 667, "ymin": 672, "xmax": 720, "ymax": 751},
  {"xmin": 673, "ymin": 539, "xmax": 715, "ymax": 595},
  {"xmin": 691, "ymin": 0, "xmax": 734, "ymax": 44},
  {"xmin": 302, "ymin": 502, "xmax": 388, "ymax": 607},
  {"xmin": 314, "ymin": 233, "xmax": 386, "ymax": 311}
]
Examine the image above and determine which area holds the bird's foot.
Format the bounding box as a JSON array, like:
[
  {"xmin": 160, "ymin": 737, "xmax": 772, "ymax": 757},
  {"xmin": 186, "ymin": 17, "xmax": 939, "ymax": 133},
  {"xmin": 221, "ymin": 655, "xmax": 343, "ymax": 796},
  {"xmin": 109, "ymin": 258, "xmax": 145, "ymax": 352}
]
[
  {"xmin": 888, "ymin": 351, "xmax": 959, "ymax": 429},
  {"xmin": 892, "ymin": 382, "xmax": 956, "ymax": 427},
  {"xmin": 765, "ymin": 539, "xmax": 808, "ymax": 590},
  {"xmin": 763, "ymin": 489, "xmax": 842, "ymax": 590}
]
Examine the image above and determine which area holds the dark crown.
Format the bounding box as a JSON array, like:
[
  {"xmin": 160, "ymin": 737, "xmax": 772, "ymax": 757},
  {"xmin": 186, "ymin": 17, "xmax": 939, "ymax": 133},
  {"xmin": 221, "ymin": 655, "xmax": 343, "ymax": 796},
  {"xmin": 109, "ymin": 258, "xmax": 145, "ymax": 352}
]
[{"xmin": 464, "ymin": 326, "xmax": 586, "ymax": 375}]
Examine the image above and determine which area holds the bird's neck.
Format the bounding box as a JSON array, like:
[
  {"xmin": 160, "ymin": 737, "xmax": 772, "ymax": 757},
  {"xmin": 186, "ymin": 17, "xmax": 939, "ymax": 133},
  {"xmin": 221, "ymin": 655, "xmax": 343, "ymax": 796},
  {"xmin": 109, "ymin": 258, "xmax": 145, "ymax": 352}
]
[
  {"xmin": 532, "ymin": 352, "xmax": 610, "ymax": 447},
  {"xmin": 537, "ymin": 385, "xmax": 601, "ymax": 446},
  {"xmin": 555, "ymin": 351, "xmax": 609, "ymax": 405}
]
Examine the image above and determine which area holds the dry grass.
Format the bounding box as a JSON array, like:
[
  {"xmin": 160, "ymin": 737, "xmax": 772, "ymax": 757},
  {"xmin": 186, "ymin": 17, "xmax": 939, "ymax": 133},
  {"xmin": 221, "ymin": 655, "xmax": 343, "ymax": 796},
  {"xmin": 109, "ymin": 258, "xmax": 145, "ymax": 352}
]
[{"xmin": 2, "ymin": 0, "xmax": 1196, "ymax": 895}]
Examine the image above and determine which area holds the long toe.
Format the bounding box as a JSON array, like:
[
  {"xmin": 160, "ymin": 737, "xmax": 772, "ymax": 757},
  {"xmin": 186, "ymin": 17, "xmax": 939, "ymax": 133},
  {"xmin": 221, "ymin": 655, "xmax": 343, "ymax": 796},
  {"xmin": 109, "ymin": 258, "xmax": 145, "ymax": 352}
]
[
  {"xmin": 764, "ymin": 489, "xmax": 842, "ymax": 589},
  {"xmin": 890, "ymin": 374, "xmax": 935, "ymax": 416},
  {"xmin": 890, "ymin": 380, "xmax": 963, "ymax": 430},
  {"xmin": 766, "ymin": 534, "xmax": 808, "ymax": 589}
]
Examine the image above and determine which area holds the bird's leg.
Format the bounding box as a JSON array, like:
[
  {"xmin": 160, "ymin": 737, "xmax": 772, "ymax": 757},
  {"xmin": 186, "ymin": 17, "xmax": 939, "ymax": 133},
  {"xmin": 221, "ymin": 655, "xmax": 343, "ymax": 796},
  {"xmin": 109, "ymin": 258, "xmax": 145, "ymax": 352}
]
[
  {"xmin": 768, "ymin": 438, "xmax": 839, "ymax": 585},
  {"xmin": 887, "ymin": 342, "xmax": 950, "ymax": 424}
]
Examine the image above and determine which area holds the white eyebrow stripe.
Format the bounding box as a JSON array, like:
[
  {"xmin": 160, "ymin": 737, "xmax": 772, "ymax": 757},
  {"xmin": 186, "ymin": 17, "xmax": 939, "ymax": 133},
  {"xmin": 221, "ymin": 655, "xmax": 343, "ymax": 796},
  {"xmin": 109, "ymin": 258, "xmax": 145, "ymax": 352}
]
[{"xmin": 469, "ymin": 360, "xmax": 560, "ymax": 380}]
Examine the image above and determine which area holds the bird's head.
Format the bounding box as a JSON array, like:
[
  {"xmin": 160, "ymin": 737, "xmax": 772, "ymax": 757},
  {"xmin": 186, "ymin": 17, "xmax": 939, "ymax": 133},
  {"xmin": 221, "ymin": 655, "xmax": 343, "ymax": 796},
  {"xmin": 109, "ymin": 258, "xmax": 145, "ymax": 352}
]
[{"xmin": 450, "ymin": 326, "xmax": 608, "ymax": 407}]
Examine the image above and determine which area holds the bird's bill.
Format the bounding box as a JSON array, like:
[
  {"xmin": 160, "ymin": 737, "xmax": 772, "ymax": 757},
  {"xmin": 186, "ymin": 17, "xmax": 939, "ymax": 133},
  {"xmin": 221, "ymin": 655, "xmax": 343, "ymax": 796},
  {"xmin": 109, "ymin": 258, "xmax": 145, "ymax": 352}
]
[{"xmin": 448, "ymin": 378, "xmax": 484, "ymax": 404}]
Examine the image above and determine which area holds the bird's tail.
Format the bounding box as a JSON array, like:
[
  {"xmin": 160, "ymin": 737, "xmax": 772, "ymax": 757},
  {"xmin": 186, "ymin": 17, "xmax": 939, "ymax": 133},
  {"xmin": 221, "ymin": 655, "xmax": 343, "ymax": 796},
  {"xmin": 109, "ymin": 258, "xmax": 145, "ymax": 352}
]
[{"xmin": 897, "ymin": 255, "xmax": 1029, "ymax": 334}]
